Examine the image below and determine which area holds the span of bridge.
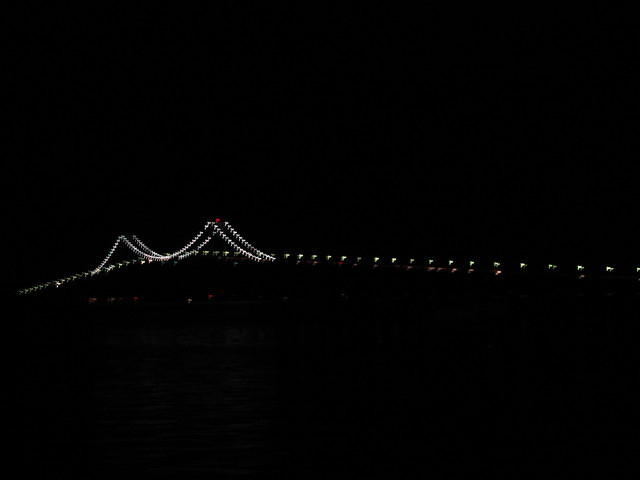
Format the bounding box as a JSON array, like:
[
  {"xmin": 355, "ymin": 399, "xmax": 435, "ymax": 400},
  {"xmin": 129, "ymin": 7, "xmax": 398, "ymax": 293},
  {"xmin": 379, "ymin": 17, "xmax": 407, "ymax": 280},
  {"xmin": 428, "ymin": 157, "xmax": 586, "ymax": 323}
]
[{"xmin": 16, "ymin": 218, "xmax": 640, "ymax": 296}]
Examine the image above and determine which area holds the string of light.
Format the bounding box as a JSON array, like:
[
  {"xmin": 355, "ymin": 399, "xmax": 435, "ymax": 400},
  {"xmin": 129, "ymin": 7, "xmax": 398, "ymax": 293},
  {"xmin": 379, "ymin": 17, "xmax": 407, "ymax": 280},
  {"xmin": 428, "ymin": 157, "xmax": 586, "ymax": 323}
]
[
  {"xmin": 94, "ymin": 237, "xmax": 124, "ymax": 272},
  {"xmin": 123, "ymin": 228, "xmax": 209, "ymax": 261},
  {"xmin": 221, "ymin": 221, "xmax": 275, "ymax": 261},
  {"xmin": 92, "ymin": 225, "xmax": 212, "ymax": 269},
  {"xmin": 211, "ymin": 224, "xmax": 265, "ymax": 262},
  {"xmin": 131, "ymin": 234, "xmax": 164, "ymax": 257},
  {"xmin": 176, "ymin": 235, "xmax": 214, "ymax": 260},
  {"xmin": 18, "ymin": 218, "xmax": 640, "ymax": 297},
  {"xmin": 17, "ymin": 219, "xmax": 274, "ymax": 295}
]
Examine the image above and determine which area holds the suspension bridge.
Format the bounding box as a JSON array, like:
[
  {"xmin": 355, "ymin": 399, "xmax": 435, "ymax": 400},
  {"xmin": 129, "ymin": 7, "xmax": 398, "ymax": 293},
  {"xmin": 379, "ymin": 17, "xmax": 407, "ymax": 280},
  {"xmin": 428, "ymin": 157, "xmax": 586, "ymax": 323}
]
[{"xmin": 16, "ymin": 218, "xmax": 640, "ymax": 297}]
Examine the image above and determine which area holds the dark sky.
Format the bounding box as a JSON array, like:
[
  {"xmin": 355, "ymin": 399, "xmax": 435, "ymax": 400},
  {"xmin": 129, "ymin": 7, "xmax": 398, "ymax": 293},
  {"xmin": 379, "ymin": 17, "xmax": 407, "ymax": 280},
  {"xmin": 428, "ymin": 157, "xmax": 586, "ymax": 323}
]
[{"xmin": 8, "ymin": 6, "xmax": 640, "ymax": 287}]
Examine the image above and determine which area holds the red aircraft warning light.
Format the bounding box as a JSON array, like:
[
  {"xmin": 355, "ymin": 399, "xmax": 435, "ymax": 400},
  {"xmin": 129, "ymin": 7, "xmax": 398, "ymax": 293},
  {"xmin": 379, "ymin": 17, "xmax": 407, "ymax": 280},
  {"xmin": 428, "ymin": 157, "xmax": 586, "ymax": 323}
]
[{"xmin": 215, "ymin": 218, "xmax": 221, "ymax": 223}]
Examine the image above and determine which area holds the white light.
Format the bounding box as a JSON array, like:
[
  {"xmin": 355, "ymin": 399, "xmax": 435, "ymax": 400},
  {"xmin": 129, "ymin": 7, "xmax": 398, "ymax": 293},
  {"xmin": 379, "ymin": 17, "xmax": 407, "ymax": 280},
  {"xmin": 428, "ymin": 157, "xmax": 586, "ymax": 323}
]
[{"xmin": 221, "ymin": 221, "xmax": 275, "ymax": 261}]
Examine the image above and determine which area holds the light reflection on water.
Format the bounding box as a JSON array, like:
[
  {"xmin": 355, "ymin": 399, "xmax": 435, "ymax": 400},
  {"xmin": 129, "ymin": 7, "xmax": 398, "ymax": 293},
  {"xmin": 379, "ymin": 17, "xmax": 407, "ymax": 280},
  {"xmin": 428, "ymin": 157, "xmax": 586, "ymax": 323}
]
[
  {"xmin": 20, "ymin": 296, "xmax": 640, "ymax": 476},
  {"xmin": 92, "ymin": 346, "xmax": 281, "ymax": 476}
]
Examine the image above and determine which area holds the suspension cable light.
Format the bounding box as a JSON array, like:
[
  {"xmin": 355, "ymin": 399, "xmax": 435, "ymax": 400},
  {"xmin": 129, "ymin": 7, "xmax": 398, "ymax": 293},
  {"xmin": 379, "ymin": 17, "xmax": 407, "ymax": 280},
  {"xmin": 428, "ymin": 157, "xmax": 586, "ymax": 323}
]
[
  {"xmin": 211, "ymin": 224, "xmax": 265, "ymax": 262},
  {"xmin": 18, "ymin": 219, "xmax": 275, "ymax": 295},
  {"xmin": 221, "ymin": 221, "xmax": 275, "ymax": 261}
]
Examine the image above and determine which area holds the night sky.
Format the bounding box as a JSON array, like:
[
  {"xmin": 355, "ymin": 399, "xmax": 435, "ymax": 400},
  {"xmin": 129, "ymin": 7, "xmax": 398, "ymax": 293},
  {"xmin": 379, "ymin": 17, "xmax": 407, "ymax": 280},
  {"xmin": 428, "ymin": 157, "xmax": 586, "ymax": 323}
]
[{"xmin": 9, "ymin": 6, "xmax": 640, "ymax": 288}]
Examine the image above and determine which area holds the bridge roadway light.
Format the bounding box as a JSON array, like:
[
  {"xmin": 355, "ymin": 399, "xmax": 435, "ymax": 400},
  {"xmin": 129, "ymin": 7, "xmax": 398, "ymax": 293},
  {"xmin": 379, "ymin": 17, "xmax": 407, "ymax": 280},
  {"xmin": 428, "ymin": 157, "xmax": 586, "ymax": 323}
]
[
  {"xmin": 605, "ymin": 266, "xmax": 614, "ymax": 272},
  {"xmin": 341, "ymin": 256, "xmax": 347, "ymax": 261},
  {"xmin": 283, "ymin": 253, "xmax": 290, "ymax": 259},
  {"xmin": 356, "ymin": 257, "xmax": 362, "ymax": 263},
  {"xmin": 326, "ymin": 255, "xmax": 332, "ymax": 261},
  {"xmin": 548, "ymin": 264, "xmax": 558, "ymax": 270},
  {"xmin": 493, "ymin": 262, "xmax": 501, "ymax": 268},
  {"xmin": 391, "ymin": 258, "xmax": 397, "ymax": 264},
  {"xmin": 428, "ymin": 258, "xmax": 434, "ymax": 265},
  {"xmin": 374, "ymin": 257, "xmax": 380, "ymax": 263},
  {"xmin": 577, "ymin": 265, "xmax": 585, "ymax": 271},
  {"xmin": 297, "ymin": 254, "xmax": 304, "ymax": 259},
  {"xmin": 520, "ymin": 263, "xmax": 527, "ymax": 269},
  {"xmin": 636, "ymin": 267, "xmax": 640, "ymax": 273},
  {"xmin": 311, "ymin": 254, "xmax": 317, "ymax": 260},
  {"xmin": 468, "ymin": 260, "xmax": 475, "ymax": 267},
  {"xmin": 409, "ymin": 258, "xmax": 415, "ymax": 264}
]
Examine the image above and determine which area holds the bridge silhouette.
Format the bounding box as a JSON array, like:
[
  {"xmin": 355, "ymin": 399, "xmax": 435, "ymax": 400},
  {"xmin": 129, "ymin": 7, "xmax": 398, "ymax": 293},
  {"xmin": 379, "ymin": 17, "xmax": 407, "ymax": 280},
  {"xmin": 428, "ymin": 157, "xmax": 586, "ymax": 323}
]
[{"xmin": 16, "ymin": 219, "xmax": 640, "ymax": 296}]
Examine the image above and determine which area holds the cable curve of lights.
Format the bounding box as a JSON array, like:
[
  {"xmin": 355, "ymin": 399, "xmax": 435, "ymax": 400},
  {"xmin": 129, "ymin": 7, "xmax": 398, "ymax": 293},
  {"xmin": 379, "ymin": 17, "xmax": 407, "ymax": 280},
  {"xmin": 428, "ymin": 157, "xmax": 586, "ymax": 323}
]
[
  {"xmin": 176, "ymin": 235, "xmax": 213, "ymax": 260},
  {"xmin": 94, "ymin": 236, "xmax": 124, "ymax": 272},
  {"xmin": 116, "ymin": 228, "xmax": 210, "ymax": 264},
  {"xmin": 131, "ymin": 234, "xmax": 164, "ymax": 257},
  {"xmin": 211, "ymin": 224, "xmax": 267, "ymax": 262},
  {"xmin": 17, "ymin": 220, "xmax": 274, "ymax": 295},
  {"xmin": 221, "ymin": 221, "xmax": 275, "ymax": 261},
  {"xmin": 119, "ymin": 233, "xmax": 203, "ymax": 262},
  {"xmin": 128, "ymin": 225, "xmax": 214, "ymax": 260}
]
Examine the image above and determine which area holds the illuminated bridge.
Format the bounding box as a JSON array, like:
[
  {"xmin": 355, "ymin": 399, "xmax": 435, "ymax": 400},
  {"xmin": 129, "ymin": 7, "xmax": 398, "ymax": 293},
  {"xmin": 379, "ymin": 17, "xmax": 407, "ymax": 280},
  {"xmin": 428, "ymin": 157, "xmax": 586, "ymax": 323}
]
[{"xmin": 16, "ymin": 219, "xmax": 640, "ymax": 297}]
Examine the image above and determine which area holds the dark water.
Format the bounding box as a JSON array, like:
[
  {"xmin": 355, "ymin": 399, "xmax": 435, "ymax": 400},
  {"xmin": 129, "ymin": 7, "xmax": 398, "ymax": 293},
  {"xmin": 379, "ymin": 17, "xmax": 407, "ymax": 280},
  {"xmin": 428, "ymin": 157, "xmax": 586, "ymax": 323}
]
[{"xmin": 17, "ymin": 294, "xmax": 640, "ymax": 477}]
